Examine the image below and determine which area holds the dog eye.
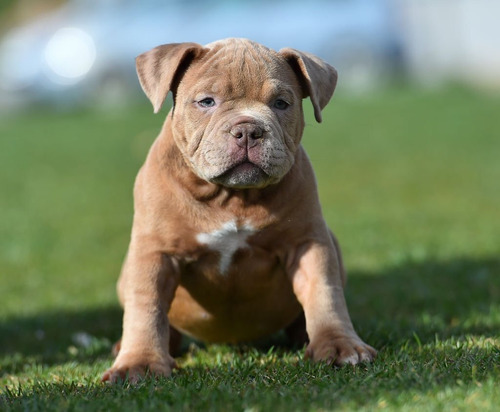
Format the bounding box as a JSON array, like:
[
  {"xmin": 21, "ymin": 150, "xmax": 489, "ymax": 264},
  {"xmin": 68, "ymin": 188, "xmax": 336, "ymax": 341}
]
[
  {"xmin": 198, "ymin": 98, "xmax": 216, "ymax": 108},
  {"xmin": 273, "ymin": 99, "xmax": 290, "ymax": 110}
]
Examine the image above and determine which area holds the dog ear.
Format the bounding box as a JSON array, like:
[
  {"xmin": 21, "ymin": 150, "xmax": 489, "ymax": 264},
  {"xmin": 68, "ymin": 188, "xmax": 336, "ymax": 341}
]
[
  {"xmin": 279, "ymin": 48, "xmax": 337, "ymax": 123},
  {"xmin": 136, "ymin": 43, "xmax": 206, "ymax": 113}
]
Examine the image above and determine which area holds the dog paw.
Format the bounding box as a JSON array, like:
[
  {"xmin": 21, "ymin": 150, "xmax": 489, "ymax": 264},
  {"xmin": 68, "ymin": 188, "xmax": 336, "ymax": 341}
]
[
  {"xmin": 305, "ymin": 332, "xmax": 377, "ymax": 366},
  {"xmin": 101, "ymin": 354, "xmax": 177, "ymax": 384}
]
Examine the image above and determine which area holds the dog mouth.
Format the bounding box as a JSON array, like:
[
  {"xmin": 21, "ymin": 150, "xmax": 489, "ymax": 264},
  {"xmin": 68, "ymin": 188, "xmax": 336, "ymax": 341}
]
[
  {"xmin": 229, "ymin": 161, "xmax": 262, "ymax": 174},
  {"xmin": 211, "ymin": 160, "xmax": 269, "ymax": 189}
]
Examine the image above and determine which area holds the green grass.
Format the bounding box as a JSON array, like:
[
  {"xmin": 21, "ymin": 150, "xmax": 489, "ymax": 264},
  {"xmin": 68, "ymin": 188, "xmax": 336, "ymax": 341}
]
[{"xmin": 1, "ymin": 87, "xmax": 499, "ymax": 411}]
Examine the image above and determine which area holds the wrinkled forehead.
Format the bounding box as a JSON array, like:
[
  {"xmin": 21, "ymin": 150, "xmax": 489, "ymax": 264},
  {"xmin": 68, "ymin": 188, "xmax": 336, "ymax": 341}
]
[
  {"xmin": 182, "ymin": 39, "xmax": 298, "ymax": 99},
  {"xmin": 204, "ymin": 38, "xmax": 281, "ymax": 70}
]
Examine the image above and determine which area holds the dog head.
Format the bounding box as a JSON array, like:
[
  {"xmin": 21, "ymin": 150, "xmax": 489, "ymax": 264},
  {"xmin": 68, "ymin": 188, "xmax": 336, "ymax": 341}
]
[{"xmin": 136, "ymin": 38, "xmax": 337, "ymax": 189}]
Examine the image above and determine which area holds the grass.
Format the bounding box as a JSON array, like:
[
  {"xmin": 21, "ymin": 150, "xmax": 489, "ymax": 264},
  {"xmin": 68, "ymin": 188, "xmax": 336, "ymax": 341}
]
[{"xmin": 0, "ymin": 86, "xmax": 499, "ymax": 411}]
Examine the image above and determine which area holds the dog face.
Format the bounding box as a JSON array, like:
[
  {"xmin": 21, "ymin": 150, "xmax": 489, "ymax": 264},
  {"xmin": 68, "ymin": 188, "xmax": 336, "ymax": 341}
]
[
  {"xmin": 136, "ymin": 38, "xmax": 337, "ymax": 189},
  {"xmin": 173, "ymin": 41, "xmax": 303, "ymax": 189}
]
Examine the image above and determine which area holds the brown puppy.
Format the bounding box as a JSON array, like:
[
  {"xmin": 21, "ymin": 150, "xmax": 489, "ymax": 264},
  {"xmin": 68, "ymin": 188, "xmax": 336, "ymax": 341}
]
[{"xmin": 102, "ymin": 38, "xmax": 376, "ymax": 383}]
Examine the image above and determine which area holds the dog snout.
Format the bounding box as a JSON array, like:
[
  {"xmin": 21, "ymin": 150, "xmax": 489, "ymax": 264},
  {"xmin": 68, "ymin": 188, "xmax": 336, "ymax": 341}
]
[{"xmin": 229, "ymin": 123, "xmax": 264, "ymax": 148}]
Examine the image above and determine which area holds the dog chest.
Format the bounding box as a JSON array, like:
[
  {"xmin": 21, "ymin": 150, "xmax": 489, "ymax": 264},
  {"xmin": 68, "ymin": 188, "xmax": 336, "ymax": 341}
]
[{"xmin": 195, "ymin": 219, "xmax": 256, "ymax": 275}]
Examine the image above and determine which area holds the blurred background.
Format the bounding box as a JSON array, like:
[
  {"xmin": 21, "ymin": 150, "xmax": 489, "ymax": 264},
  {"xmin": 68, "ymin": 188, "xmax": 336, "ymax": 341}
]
[
  {"xmin": 0, "ymin": 0, "xmax": 499, "ymax": 339},
  {"xmin": 0, "ymin": 0, "xmax": 499, "ymax": 111},
  {"xmin": 1, "ymin": 2, "xmax": 500, "ymax": 399}
]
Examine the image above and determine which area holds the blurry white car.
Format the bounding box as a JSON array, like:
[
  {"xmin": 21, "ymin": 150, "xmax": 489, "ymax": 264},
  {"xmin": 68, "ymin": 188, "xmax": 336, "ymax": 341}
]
[{"xmin": 0, "ymin": 0, "xmax": 402, "ymax": 109}]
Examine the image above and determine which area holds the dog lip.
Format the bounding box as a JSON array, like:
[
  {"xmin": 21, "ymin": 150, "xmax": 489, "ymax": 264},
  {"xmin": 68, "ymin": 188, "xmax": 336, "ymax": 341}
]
[
  {"xmin": 233, "ymin": 159, "xmax": 255, "ymax": 167},
  {"xmin": 227, "ymin": 160, "xmax": 266, "ymax": 175},
  {"xmin": 210, "ymin": 159, "xmax": 270, "ymax": 189}
]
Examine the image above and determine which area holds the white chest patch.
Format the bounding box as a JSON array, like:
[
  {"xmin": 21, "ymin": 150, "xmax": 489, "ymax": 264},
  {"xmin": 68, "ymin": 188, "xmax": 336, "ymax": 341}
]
[{"xmin": 196, "ymin": 220, "xmax": 256, "ymax": 275}]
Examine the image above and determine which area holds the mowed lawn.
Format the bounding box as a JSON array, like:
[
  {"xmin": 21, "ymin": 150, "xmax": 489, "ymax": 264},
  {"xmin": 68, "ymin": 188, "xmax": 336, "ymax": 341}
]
[{"xmin": 0, "ymin": 87, "xmax": 499, "ymax": 411}]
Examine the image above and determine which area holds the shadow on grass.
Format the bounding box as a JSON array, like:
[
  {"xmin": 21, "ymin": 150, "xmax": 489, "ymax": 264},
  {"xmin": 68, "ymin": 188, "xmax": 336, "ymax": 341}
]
[
  {"xmin": 0, "ymin": 256, "xmax": 498, "ymax": 376},
  {"xmin": 345, "ymin": 256, "xmax": 499, "ymax": 349},
  {"xmin": 0, "ymin": 305, "xmax": 123, "ymax": 374}
]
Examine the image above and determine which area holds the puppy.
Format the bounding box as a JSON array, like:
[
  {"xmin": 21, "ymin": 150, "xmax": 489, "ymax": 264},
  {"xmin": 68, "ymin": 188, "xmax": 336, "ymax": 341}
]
[{"xmin": 102, "ymin": 38, "xmax": 376, "ymax": 383}]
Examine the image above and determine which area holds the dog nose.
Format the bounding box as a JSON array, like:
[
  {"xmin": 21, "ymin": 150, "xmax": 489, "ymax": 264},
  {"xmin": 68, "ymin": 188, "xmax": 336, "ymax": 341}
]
[{"xmin": 229, "ymin": 123, "xmax": 264, "ymax": 148}]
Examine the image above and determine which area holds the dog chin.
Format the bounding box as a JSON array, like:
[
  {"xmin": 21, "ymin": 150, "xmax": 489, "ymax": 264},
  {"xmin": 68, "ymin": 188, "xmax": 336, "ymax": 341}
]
[{"xmin": 211, "ymin": 162, "xmax": 271, "ymax": 189}]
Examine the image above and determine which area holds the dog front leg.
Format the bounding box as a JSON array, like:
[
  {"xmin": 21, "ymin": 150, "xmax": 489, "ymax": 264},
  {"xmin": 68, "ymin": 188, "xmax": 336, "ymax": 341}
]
[
  {"xmin": 288, "ymin": 237, "xmax": 376, "ymax": 366},
  {"xmin": 102, "ymin": 242, "xmax": 179, "ymax": 383}
]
